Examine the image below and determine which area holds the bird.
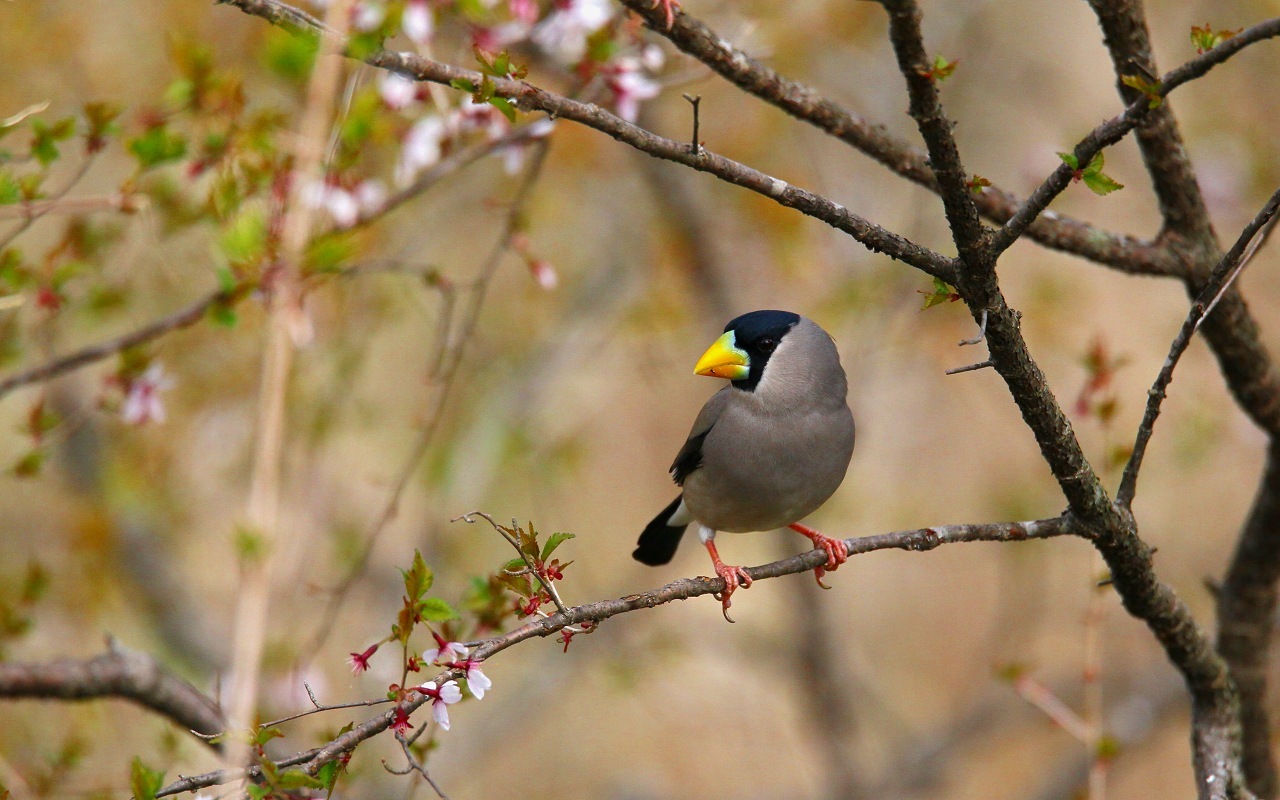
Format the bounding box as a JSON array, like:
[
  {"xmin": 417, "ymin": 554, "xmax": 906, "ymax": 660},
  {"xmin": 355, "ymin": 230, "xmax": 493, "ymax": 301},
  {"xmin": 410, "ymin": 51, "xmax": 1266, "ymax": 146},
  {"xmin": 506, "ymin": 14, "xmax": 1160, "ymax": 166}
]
[{"xmin": 633, "ymin": 310, "xmax": 856, "ymax": 621}]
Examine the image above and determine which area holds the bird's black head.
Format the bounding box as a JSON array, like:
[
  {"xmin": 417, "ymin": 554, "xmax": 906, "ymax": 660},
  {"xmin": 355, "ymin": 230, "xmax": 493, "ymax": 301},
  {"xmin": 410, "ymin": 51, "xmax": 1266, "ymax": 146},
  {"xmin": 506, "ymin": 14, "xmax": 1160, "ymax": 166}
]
[{"xmin": 724, "ymin": 309, "xmax": 801, "ymax": 391}]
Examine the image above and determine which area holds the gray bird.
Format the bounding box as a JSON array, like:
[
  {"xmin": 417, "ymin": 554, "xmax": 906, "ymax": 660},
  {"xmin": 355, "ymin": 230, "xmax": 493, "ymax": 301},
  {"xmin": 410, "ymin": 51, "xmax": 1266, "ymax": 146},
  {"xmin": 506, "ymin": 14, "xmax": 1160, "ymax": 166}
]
[{"xmin": 634, "ymin": 310, "xmax": 856, "ymax": 620}]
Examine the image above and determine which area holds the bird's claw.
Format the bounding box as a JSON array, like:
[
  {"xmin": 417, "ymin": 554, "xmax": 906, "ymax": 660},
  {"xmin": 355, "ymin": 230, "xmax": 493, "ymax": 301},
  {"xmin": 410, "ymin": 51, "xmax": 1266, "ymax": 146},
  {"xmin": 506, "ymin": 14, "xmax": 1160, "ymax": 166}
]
[
  {"xmin": 790, "ymin": 523, "xmax": 848, "ymax": 587},
  {"xmin": 712, "ymin": 562, "xmax": 752, "ymax": 623}
]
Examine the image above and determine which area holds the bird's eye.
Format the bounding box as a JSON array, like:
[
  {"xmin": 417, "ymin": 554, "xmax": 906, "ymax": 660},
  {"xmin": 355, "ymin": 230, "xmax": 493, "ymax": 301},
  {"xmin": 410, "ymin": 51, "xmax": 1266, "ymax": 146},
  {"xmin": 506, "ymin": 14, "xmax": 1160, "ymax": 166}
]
[{"xmin": 758, "ymin": 338, "xmax": 776, "ymax": 353}]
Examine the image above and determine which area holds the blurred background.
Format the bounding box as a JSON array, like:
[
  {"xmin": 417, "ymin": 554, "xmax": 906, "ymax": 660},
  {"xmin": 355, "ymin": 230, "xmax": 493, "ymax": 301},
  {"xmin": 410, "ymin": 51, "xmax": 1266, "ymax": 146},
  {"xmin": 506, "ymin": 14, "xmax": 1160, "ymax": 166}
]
[{"xmin": 2, "ymin": 0, "xmax": 1280, "ymax": 797}]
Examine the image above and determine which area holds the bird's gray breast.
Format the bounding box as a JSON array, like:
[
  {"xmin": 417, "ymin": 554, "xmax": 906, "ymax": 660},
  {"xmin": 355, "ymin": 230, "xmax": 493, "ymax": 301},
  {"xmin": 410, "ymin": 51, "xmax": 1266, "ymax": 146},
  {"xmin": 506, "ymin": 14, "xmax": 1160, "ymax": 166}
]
[{"xmin": 683, "ymin": 396, "xmax": 855, "ymax": 533}]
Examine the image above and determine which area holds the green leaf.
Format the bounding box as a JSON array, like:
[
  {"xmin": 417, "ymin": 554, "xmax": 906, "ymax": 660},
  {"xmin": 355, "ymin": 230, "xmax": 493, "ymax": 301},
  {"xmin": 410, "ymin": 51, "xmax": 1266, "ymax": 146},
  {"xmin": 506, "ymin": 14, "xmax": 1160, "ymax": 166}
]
[
  {"xmin": 926, "ymin": 54, "xmax": 958, "ymax": 82},
  {"xmin": 1120, "ymin": 73, "xmax": 1163, "ymax": 108},
  {"xmin": 488, "ymin": 96, "xmax": 516, "ymax": 122},
  {"xmin": 0, "ymin": 169, "xmax": 20, "ymax": 205},
  {"xmin": 30, "ymin": 116, "xmax": 76, "ymax": 166},
  {"xmin": 540, "ymin": 532, "xmax": 575, "ymax": 561},
  {"xmin": 401, "ymin": 549, "xmax": 434, "ymax": 601},
  {"xmin": 416, "ymin": 597, "xmax": 460, "ymax": 622},
  {"xmin": 128, "ymin": 124, "xmax": 187, "ymax": 171},
  {"xmin": 1082, "ymin": 170, "xmax": 1124, "ymax": 196},
  {"xmin": 251, "ymin": 725, "xmax": 286, "ymax": 747},
  {"xmin": 277, "ymin": 770, "xmax": 324, "ymax": 789},
  {"xmin": 1056, "ymin": 151, "xmax": 1079, "ymax": 171},
  {"xmin": 20, "ymin": 561, "xmax": 49, "ymax": 605},
  {"xmin": 129, "ymin": 757, "xmax": 165, "ymax": 800},
  {"xmin": 450, "ymin": 78, "xmax": 477, "ymax": 94},
  {"xmin": 918, "ymin": 276, "xmax": 960, "ymax": 310},
  {"xmin": 263, "ymin": 28, "xmax": 320, "ymax": 84},
  {"xmin": 501, "ymin": 557, "xmax": 527, "ymax": 572},
  {"xmin": 218, "ymin": 207, "xmax": 267, "ymax": 269},
  {"xmin": 12, "ymin": 449, "xmax": 44, "ymax": 478}
]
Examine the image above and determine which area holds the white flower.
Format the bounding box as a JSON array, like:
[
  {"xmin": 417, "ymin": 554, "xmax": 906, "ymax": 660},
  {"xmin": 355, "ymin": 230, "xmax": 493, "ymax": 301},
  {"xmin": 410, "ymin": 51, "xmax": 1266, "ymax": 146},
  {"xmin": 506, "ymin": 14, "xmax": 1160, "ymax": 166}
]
[
  {"xmin": 122, "ymin": 364, "xmax": 174, "ymax": 426},
  {"xmin": 464, "ymin": 661, "xmax": 492, "ymax": 700},
  {"xmin": 396, "ymin": 116, "xmax": 447, "ymax": 186},
  {"xmin": 423, "ymin": 638, "xmax": 469, "ymax": 665},
  {"xmin": 531, "ymin": 0, "xmax": 614, "ymax": 64},
  {"xmin": 418, "ymin": 680, "xmax": 463, "ymax": 730},
  {"xmin": 353, "ymin": 1, "xmax": 385, "ymax": 32},
  {"xmin": 379, "ymin": 72, "xmax": 418, "ymax": 110},
  {"xmin": 640, "ymin": 43, "xmax": 666, "ymax": 72},
  {"xmin": 354, "ymin": 179, "xmax": 387, "ymax": 217},
  {"xmin": 302, "ymin": 179, "xmax": 360, "ymax": 228},
  {"xmin": 607, "ymin": 57, "xmax": 661, "ymax": 122},
  {"xmin": 401, "ymin": 0, "xmax": 434, "ymax": 44}
]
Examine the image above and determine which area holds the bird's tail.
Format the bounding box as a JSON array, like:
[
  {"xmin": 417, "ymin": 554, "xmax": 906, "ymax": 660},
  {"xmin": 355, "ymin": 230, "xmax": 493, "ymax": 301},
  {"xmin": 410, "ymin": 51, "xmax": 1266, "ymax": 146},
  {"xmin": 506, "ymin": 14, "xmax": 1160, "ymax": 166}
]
[{"xmin": 633, "ymin": 495, "xmax": 689, "ymax": 566}]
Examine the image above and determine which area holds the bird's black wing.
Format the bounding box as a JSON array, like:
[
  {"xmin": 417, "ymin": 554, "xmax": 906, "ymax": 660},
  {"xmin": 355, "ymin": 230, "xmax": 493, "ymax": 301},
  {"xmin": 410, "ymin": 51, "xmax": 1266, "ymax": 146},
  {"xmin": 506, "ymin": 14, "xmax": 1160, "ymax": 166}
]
[{"xmin": 669, "ymin": 387, "xmax": 731, "ymax": 486}]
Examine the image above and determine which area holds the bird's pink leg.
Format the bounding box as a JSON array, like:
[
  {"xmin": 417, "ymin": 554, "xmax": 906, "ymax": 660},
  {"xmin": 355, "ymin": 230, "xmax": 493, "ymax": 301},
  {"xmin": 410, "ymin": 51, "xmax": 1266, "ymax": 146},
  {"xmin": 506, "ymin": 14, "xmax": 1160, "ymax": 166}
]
[
  {"xmin": 789, "ymin": 522, "xmax": 848, "ymax": 589},
  {"xmin": 704, "ymin": 539, "xmax": 751, "ymax": 623},
  {"xmin": 653, "ymin": 0, "xmax": 679, "ymax": 29}
]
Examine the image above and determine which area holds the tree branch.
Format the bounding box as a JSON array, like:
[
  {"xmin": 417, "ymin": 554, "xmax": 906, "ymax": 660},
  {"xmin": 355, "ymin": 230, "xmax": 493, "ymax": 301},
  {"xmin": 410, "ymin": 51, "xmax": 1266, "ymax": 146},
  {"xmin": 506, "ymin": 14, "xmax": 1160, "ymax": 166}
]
[
  {"xmin": 218, "ymin": 0, "xmax": 958, "ymax": 281},
  {"xmin": 1118, "ymin": 187, "xmax": 1280, "ymax": 507},
  {"xmin": 0, "ymin": 285, "xmax": 248, "ymax": 401},
  {"xmin": 991, "ymin": 15, "xmax": 1280, "ymax": 257},
  {"xmin": 156, "ymin": 515, "xmax": 1075, "ymax": 797},
  {"xmin": 0, "ymin": 641, "xmax": 225, "ymax": 750},
  {"xmin": 613, "ymin": 0, "xmax": 1180, "ymax": 275}
]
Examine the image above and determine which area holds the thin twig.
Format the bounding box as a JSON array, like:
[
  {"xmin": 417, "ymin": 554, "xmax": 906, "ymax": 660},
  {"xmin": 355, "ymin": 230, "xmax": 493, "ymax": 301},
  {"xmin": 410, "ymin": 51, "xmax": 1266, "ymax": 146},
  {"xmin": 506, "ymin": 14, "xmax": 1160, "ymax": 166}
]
[
  {"xmin": 946, "ymin": 359, "xmax": 994, "ymax": 376},
  {"xmin": 682, "ymin": 93, "xmax": 701, "ymax": 155},
  {"xmin": 959, "ymin": 309, "xmax": 988, "ymax": 346},
  {"xmin": 260, "ymin": 695, "xmax": 391, "ymax": 728},
  {"xmin": 0, "ymin": 285, "xmax": 248, "ymax": 401},
  {"xmin": 1117, "ymin": 186, "xmax": 1280, "ymax": 506}
]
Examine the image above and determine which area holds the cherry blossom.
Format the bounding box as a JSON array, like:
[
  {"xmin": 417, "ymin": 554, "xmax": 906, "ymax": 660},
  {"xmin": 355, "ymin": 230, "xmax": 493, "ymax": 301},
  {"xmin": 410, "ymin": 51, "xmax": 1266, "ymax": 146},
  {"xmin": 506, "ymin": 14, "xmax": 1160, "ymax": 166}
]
[
  {"xmin": 417, "ymin": 680, "xmax": 463, "ymax": 730},
  {"xmin": 457, "ymin": 659, "xmax": 492, "ymax": 699},
  {"xmin": 424, "ymin": 631, "xmax": 469, "ymax": 664},
  {"xmin": 401, "ymin": 0, "xmax": 434, "ymax": 45},
  {"xmin": 509, "ymin": 0, "xmax": 539, "ymax": 26},
  {"xmin": 348, "ymin": 643, "xmax": 380, "ymax": 674},
  {"xmin": 378, "ymin": 71, "xmax": 418, "ymax": 110},
  {"xmin": 531, "ymin": 0, "xmax": 614, "ymax": 64},
  {"xmin": 352, "ymin": 1, "xmax": 385, "ymax": 32},
  {"xmin": 121, "ymin": 363, "xmax": 174, "ymax": 426},
  {"xmin": 396, "ymin": 116, "xmax": 447, "ymax": 186},
  {"xmin": 606, "ymin": 57, "xmax": 661, "ymax": 123},
  {"xmin": 391, "ymin": 706, "xmax": 413, "ymax": 735}
]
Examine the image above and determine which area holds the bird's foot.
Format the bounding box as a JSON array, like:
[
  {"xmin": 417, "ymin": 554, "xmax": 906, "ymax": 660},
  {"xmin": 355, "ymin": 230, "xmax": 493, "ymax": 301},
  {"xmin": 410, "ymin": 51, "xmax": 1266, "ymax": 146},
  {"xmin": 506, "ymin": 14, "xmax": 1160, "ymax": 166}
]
[
  {"xmin": 789, "ymin": 522, "xmax": 848, "ymax": 589},
  {"xmin": 711, "ymin": 560, "xmax": 752, "ymax": 623},
  {"xmin": 652, "ymin": 0, "xmax": 679, "ymax": 28}
]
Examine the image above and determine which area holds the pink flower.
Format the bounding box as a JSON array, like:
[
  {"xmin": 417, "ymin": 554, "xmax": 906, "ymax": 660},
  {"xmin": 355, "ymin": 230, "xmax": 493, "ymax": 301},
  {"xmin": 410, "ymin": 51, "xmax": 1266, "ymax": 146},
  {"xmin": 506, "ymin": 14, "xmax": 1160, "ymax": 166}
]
[
  {"xmin": 424, "ymin": 631, "xmax": 469, "ymax": 664},
  {"xmin": 354, "ymin": 179, "xmax": 386, "ymax": 217},
  {"xmin": 528, "ymin": 259, "xmax": 558, "ymax": 290},
  {"xmin": 606, "ymin": 57, "xmax": 661, "ymax": 123},
  {"xmin": 391, "ymin": 706, "xmax": 413, "ymax": 735},
  {"xmin": 121, "ymin": 364, "xmax": 174, "ymax": 426},
  {"xmin": 509, "ymin": 0, "xmax": 539, "ymax": 25},
  {"xmin": 348, "ymin": 643, "xmax": 380, "ymax": 674},
  {"xmin": 401, "ymin": 0, "xmax": 434, "ymax": 44},
  {"xmin": 417, "ymin": 680, "xmax": 463, "ymax": 730},
  {"xmin": 472, "ymin": 22, "xmax": 530, "ymax": 53},
  {"xmin": 378, "ymin": 72, "xmax": 418, "ymax": 110}
]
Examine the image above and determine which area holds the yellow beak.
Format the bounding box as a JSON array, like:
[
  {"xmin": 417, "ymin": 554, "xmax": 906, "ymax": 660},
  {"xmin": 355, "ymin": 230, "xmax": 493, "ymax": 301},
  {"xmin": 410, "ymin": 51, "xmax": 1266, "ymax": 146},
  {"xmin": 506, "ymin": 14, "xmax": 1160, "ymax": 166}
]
[{"xmin": 694, "ymin": 331, "xmax": 750, "ymax": 380}]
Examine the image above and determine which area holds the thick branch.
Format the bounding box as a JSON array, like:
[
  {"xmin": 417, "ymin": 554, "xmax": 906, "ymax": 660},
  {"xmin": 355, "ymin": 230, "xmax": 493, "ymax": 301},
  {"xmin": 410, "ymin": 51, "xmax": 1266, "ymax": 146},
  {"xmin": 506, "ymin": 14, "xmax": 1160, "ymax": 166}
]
[
  {"xmin": 1218, "ymin": 442, "xmax": 1280, "ymax": 800},
  {"xmin": 879, "ymin": 0, "xmax": 988, "ymax": 264},
  {"xmin": 0, "ymin": 643, "xmax": 225, "ymax": 750},
  {"xmin": 157, "ymin": 516, "xmax": 1075, "ymax": 797},
  {"xmin": 220, "ymin": 0, "xmax": 956, "ymax": 280},
  {"xmin": 614, "ymin": 0, "xmax": 1179, "ymax": 275}
]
